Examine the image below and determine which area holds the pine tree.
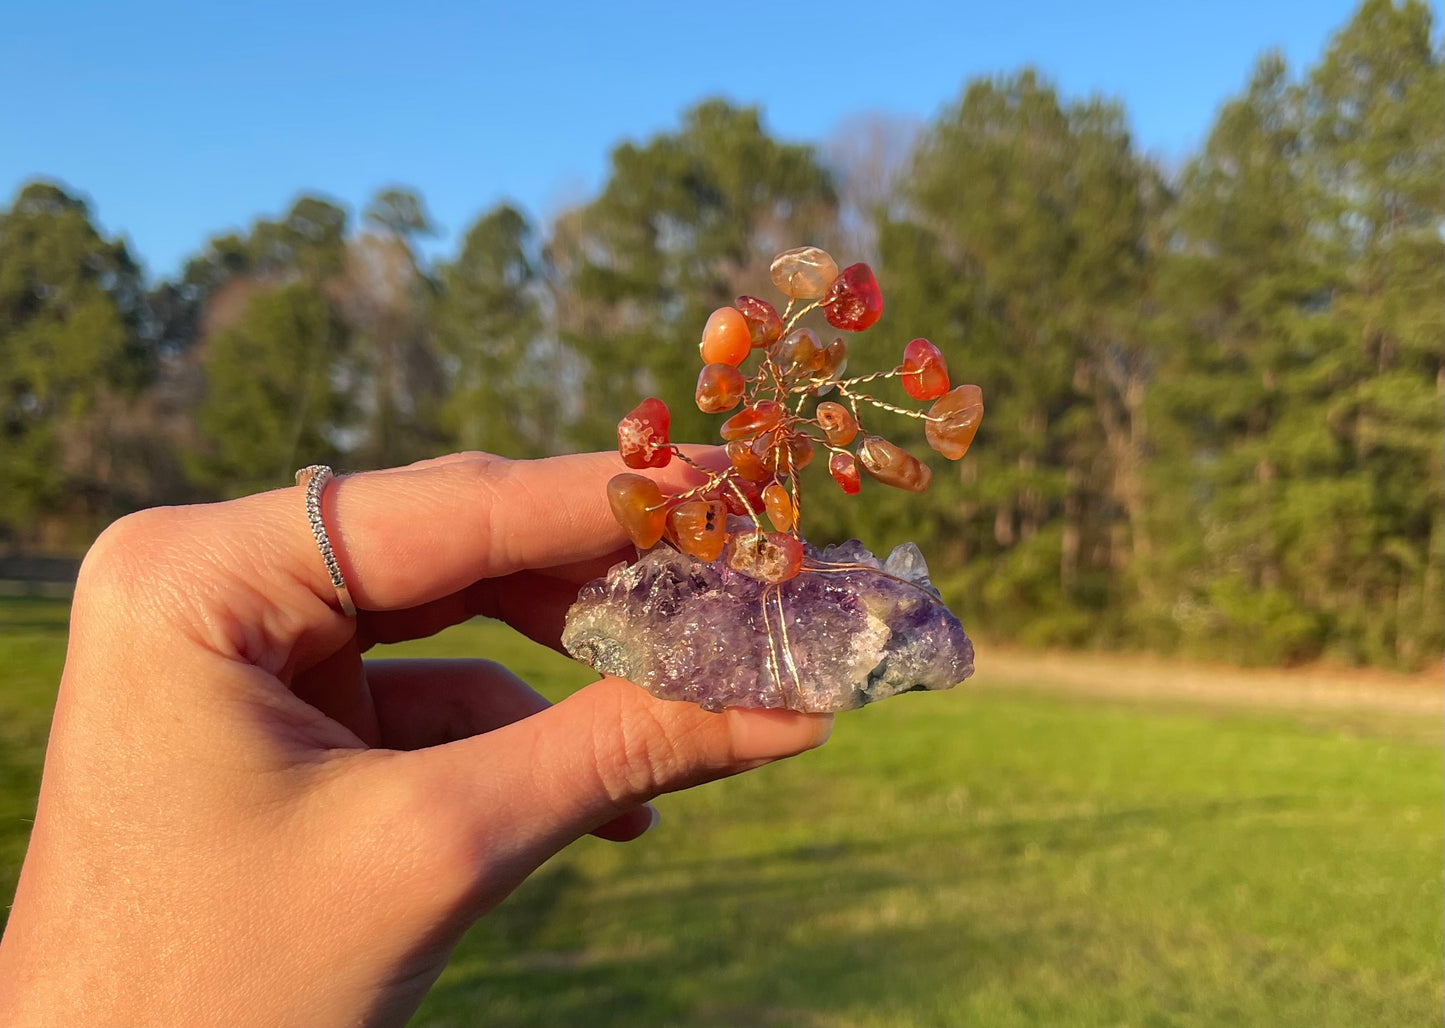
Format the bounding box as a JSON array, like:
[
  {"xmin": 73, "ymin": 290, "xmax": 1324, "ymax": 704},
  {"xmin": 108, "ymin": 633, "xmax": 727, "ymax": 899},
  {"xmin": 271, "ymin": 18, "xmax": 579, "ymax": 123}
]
[
  {"xmin": 1299, "ymin": 0, "xmax": 1444, "ymax": 665},
  {"xmin": 0, "ymin": 181, "xmax": 148, "ymax": 543},
  {"xmin": 547, "ymin": 99, "xmax": 838, "ymax": 451},
  {"xmin": 341, "ymin": 186, "xmax": 446, "ymax": 469},
  {"xmin": 432, "ymin": 204, "xmax": 560, "ymax": 458},
  {"xmin": 1146, "ymin": 53, "xmax": 1329, "ymax": 661},
  {"xmin": 192, "ymin": 281, "xmax": 350, "ymax": 496},
  {"xmin": 876, "ymin": 72, "xmax": 1164, "ymax": 644},
  {"xmin": 1147, "ymin": 0, "xmax": 1442, "ymax": 668},
  {"xmin": 175, "ymin": 196, "xmax": 356, "ymax": 495}
]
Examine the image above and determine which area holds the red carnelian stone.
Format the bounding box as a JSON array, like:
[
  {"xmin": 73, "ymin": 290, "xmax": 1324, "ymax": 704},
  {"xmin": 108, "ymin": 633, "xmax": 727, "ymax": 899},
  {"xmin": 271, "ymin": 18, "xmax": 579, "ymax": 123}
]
[
  {"xmin": 829, "ymin": 451, "xmax": 862, "ymax": 495},
  {"xmin": 857, "ymin": 435, "xmax": 932, "ymax": 492},
  {"xmin": 815, "ymin": 401, "xmax": 858, "ymax": 446},
  {"xmin": 821, "ymin": 263, "xmax": 883, "ymax": 332},
  {"xmin": 720, "ymin": 474, "xmax": 766, "ymax": 515},
  {"xmin": 607, "ymin": 473, "xmax": 668, "ymax": 548},
  {"xmin": 925, "ymin": 384, "xmax": 985, "ymax": 460},
  {"xmin": 667, "ymin": 499, "xmax": 729, "ymax": 562},
  {"xmin": 699, "ymin": 307, "xmax": 752, "ymax": 366},
  {"xmin": 695, "ymin": 363, "xmax": 746, "ymax": 413},
  {"xmin": 735, "ymin": 295, "xmax": 783, "ymax": 348},
  {"xmin": 617, "ymin": 397, "xmax": 672, "ymax": 469},
  {"xmin": 901, "ymin": 338, "xmax": 950, "ymax": 401},
  {"xmin": 726, "ymin": 528, "xmax": 805, "ymax": 584},
  {"xmin": 720, "ymin": 400, "xmax": 784, "ymax": 441}
]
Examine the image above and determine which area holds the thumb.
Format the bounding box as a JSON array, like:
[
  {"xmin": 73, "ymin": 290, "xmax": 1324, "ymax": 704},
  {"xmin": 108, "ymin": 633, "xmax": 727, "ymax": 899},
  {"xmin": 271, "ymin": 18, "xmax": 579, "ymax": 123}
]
[{"xmin": 401, "ymin": 676, "xmax": 831, "ymax": 904}]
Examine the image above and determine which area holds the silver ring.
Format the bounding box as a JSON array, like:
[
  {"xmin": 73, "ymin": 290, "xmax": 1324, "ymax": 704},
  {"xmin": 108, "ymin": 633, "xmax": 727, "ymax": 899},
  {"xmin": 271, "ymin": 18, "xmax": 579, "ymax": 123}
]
[{"xmin": 295, "ymin": 465, "xmax": 358, "ymax": 617}]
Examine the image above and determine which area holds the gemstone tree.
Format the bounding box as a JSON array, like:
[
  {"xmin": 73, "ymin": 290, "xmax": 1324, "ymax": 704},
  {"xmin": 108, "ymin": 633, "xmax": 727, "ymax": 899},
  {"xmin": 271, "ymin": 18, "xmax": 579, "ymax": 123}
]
[{"xmin": 604, "ymin": 246, "xmax": 985, "ymax": 584}]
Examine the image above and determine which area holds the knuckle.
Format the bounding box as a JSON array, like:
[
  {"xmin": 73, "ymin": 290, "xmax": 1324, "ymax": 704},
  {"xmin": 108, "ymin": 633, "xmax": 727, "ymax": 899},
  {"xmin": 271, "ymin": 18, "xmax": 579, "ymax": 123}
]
[
  {"xmin": 75, "ymin": 507, "xmax": 185, "ymax": 607},
  {"xmin": 461, "ymin": 459, "xmax": 521, "ymax": 571},
  {"xmin": 455, "ymin": 452, "xmax": 513, "ymax": 486},
  {"xmin": 588, "ymin": 685, "xmax": 702, "ymax": 807},
  {"xmin": 451, "ymin": 450, "xmax": 503, "ymax": 465}
]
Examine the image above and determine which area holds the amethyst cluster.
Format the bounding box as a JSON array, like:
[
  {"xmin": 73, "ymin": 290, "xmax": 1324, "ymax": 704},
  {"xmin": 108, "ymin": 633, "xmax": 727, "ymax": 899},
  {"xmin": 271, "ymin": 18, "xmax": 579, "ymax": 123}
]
[{"xmin": 561, "ymin": 527, "xmax": 974, "ymax": 713}]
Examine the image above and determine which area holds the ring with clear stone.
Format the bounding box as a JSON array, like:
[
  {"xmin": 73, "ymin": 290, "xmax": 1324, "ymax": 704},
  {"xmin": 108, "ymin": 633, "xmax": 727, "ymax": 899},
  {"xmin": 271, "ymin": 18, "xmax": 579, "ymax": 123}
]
[{"xmin": 294, "ymin": 465, "xmax": 358, "ymax": 617}]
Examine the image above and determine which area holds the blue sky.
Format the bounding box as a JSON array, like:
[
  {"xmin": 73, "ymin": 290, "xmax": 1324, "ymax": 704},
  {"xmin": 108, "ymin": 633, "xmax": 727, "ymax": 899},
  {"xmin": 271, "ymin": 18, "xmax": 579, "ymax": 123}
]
[{"xmin": 1, "ymin": 0, "xmax": 1433, "ymax": 279}]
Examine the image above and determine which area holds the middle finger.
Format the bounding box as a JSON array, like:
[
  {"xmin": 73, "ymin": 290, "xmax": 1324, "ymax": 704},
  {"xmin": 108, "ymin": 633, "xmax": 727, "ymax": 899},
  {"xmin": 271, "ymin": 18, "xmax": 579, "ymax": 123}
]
[{"xmin": 356, "ymin": 547, "xmax": 635, "ymax": 653}]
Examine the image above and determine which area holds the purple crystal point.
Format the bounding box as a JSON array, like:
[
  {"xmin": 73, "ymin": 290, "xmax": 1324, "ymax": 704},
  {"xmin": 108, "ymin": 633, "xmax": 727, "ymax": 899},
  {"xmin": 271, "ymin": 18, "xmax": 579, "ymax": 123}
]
[{"xmin": 561, "ymin": 523, "xmax": 974, "ymax": 712}]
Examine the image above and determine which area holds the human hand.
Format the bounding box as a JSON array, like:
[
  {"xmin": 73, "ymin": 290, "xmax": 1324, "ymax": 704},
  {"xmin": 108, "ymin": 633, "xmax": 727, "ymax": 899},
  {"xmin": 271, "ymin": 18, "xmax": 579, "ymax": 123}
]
[{"xmin": 0, "ymin": 451, "xmax": 832, "ymax": 1026}]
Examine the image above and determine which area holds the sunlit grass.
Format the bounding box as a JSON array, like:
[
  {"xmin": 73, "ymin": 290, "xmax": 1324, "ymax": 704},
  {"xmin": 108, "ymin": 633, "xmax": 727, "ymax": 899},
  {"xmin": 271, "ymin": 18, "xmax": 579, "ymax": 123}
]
[
  {"xmin": 2, "ymin": 599, "xmax": 1440, "ymax": 1026},
  {"xmin": 0, "ymin": 598, "xmax": 69, "ymax": 924}
]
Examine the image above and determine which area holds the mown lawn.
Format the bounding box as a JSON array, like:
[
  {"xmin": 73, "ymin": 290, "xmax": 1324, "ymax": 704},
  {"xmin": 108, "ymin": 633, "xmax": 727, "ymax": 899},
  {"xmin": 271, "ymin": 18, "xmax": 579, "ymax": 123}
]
[{"xmin": 1, "ymin": 597, "xmax": 1440, "ymax": 1026}]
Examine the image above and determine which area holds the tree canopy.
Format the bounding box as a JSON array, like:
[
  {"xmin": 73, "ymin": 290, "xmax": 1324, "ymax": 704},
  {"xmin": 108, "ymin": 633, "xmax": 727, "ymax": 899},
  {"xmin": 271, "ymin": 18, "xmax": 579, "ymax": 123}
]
[{"xmin": 0, "ymin": 182, "xmax": 147, "ymax": 541}]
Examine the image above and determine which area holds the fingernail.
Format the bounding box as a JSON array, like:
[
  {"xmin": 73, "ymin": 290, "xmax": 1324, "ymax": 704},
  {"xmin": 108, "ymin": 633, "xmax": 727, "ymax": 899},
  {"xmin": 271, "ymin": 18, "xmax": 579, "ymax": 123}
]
[
  {"xmin": 642, "ymin": 803, "xmax": 661, "ymax": 834},
  {"xmin": 726, "ymin": 709, "xmax": 834, "ymax": 760}
]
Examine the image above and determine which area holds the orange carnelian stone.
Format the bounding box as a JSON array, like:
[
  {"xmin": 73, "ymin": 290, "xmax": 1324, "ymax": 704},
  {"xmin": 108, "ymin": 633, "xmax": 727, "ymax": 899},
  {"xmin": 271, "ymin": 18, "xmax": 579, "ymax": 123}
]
[
  {"xmin": 776, "ymin": 327, "xmax": 825, "ymax": 380},
  {"xmin": 607, "ymin": 473, "xmax": 667, "ymax": 548},
  {"xmin": 726, "ymin": 439, "xmax": 771, "ymax": 482},
  {"xmin": 720, "ymin": 400, "xmax": 784, "ymax": 441},
  {"xmin": 736, "ymin": 295, "xmax": 782, "ymax": 347},
  {"xmin": 617, "ymin": 397, "xmax": 672, "ymax": 469},
  {"xmin": 829, "ymin": 451, "xmax": 861, "ymax": 495},
  {"xmin": 752, "ymin": 431, "xmax": 813, "ymax": 474},
  {"xmin": 762, "ymin": 482, "xmax": 795, "ymax": 532},
  {"xmin": 699, "ymin": 307, "xmax": 752, "ymax": 366},
  {"xmin": 811, "ymin": 337, "xmax": 850, "ymax": 397},
  {"xmin": 819, "ymin": 337, "xmax": 848, "ymax": 383},
  {"xmin": 924, "ymin": 384, "xmax": 984, "ymax": 460},
  {"xmin": 791, "ymin": 435, "xmax": 816, "ymax": 471},
  {"xmin": 857, "ymin": 435, "xmax": 932, "ymax": 492},
  {"xmin": 695, "ymin": 362, "xmax": 745, "ymax": 413},
  {"xmin": 821, "ymin": 263, "xmax": 883, "ymax": 332},
  {"xmin": 901, "ymin": 338, "xmax": 950, "ymax": 401},
  {"xmin": 815, "ymin": 401, "xmax": 858, "ymax": 446},
  {"xmin": 667, "ymin": 499, "xmax": 728, "ymax": 562},
  {"xmin": 726, "ymin": 528, "xmax": 805, "ymax": 584}
]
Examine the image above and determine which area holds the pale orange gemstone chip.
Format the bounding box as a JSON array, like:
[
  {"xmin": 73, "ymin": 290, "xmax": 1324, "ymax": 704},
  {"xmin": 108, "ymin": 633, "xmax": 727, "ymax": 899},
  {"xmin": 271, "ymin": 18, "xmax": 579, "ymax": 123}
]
[
  {"xmin": 726, "ymin": 528, "xmax": 804, "ymax": 584},
  {"xmin": 857, "ymin": 436, "xmax": 932, "ymax": 492},
  {"xmin": 815, "ymin": 401, "xmax": 858, "ymax": 446},
  {"xmin": 768, "ymin": 245, "xmax": 839, "ymax": 299},
  {"xmin": 667, "ymin": 499, "xmax": 729, "ymax": 562},
  {"xmin": 924, "ymin": 384, "xmax": 984, "ymax": 460},
  {"xmin": 762, "ymin": 482, "xmax": 796, "ymax": 532}
]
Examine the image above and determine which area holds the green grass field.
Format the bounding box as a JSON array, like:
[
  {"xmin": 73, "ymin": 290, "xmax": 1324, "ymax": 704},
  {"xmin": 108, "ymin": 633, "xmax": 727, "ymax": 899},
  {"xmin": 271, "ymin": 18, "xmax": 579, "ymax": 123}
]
[{"xmin": 1, "ymin": 596, "xmax": 1440, "ymax": 1026}]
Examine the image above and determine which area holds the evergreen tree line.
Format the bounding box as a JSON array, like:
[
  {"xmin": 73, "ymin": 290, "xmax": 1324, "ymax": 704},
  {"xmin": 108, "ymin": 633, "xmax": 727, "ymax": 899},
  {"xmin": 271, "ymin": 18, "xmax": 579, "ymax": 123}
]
[{"xmin": 1, "ymin": 0, "xmax": 1439, "ymax": 668}]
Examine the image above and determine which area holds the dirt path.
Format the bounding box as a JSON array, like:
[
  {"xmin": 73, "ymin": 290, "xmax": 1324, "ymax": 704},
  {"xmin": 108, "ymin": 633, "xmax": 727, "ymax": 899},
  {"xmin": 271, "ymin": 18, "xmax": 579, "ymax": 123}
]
[{"xmin": 973, "ymin": 645, "xmax": 1443, "ymax": 719}]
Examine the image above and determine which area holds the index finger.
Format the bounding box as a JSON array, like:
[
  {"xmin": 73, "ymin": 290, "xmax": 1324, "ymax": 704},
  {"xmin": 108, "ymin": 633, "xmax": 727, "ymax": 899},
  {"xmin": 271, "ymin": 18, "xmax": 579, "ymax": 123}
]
[{"xmin": 275, "ymin": 449, "xmax": 721, "ymax": 613}]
